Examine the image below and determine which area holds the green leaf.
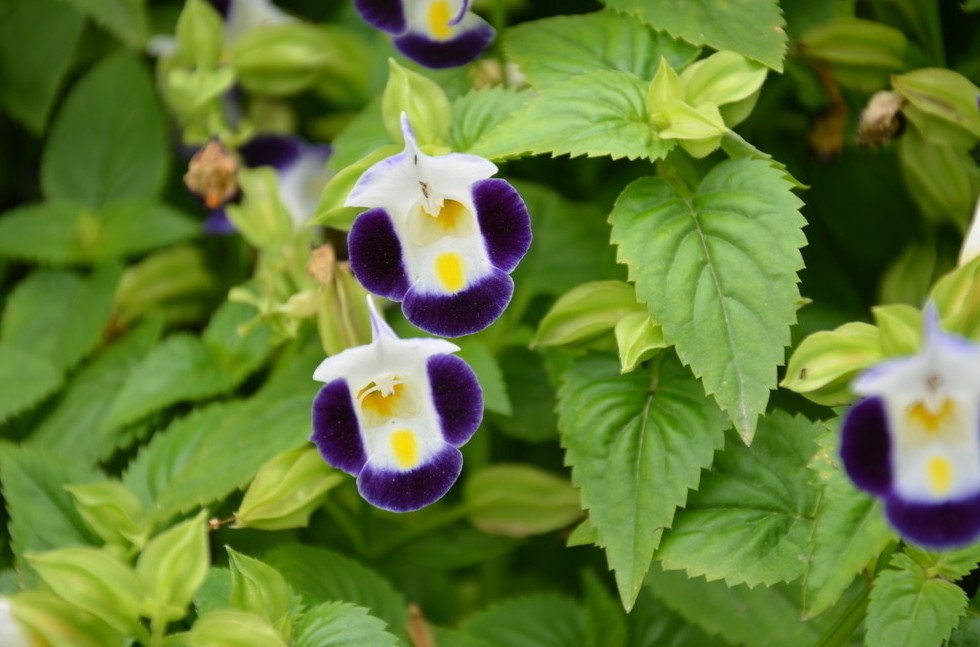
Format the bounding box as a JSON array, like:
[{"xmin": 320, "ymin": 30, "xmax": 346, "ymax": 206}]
[
  {"xmin": 866, "ymin": 554, "xmax": 967, "ymax": 647},
  {"xmin": 781, "ymin": 322, "xmax": 883, "ymax": 406},
  {"xmin": 656, "ymin": 412, "xmax": 820, "ymax": 587},
  {"xmin": 558, "ymin": 353, "xmax": 727, "ymax": 609},
  {"xmin": 892, "ymin": 68, "xmax": 980, "ymax": 143},
  {"xmin": 0, "ymin": 200, "xmax": 196, "ymax": 265},
  {"xmin": 602, "ymin": 0, "xmax": 787, "ymax": 71},
  {"xmin": 582, "ymin": 570, "xmax": 628, "ymax": 647},
  {"xmin": 381, "ymin": 58, "xmax": 451, "ymax": 146},
  {"xmin": 136, "ymin": 510, "xmax": 209, "ymax": 623},
  {"xmin": 122, "ymin": 395, "xmax": 312, "ymax": 522},
  {"xmin": 62, "ymin": 0, "xmax": 148, "ymax": 48},
  {"xmin": 0, "ymin": 346, "xmax": 63, "ymax": 423},
  {"xmin": 227, "ymin": 548, "xmax": 293, "ymax": 638},
  {"xmin": 28, "ymin": 546, "xmax": 144, "ymax": 635},
  {"xmin": 265, "ymin": 544, "xmax": 407, "ymax": 637},
  {"xmin": 194, "ymin": 568, "xmax": 232, "ymax": 618},
  {"xmin": 460, "ymin": 594, "xmax": 584, "ymax": 647},
  {"xmin": 798, "ymin": 18, "xmax": 907, "ymax": 69},
  {"xmin": 451, "ymin": 87, "xmax": 531, "ymax": 152},
  {"xmin": 29, "ymin": 319, "xmax": 164, "ymax": 465},
  {"xmin": 0, "ymin": 444, "xmax": 100, "ymax": 584},
  {"xmin": 628, "ymin": 588, "xmax": 721, "ymax": 646},
  {"xmin": 505, "ymin": 10, "xmax": 700, "ymax": 89},
  {"xmin": 609, "ymin": 160, "xmax": 806, "ymax": 441},
  {"xmin": 294, "ymin": 602, "xmax": 398, "ymax": 647},
  {"xmin": 646, "ymin": 563, "xmax": 821, "ymax": 647},
  {"xmin": 324, "ymin": 99, "xmax": 387, "ymax": 174},
  {"xmin": 487, "ymin": 346, "xmax": 559, "ymax": 444},
  {"xmin": 463, "ymin": 464, "xmax": 583, "ymax": 538},
  {"xmin": 0, "ymin": 0, "xmax": 84, "ymax": 133},
  {"xmin": 190, "ymin": 609, "xmax": 288, "ymax": 647},
  {"xmin": 509, "ymin": 180, "xmax": 623, "ymax": 300},
  {"xmin": 2, "ymin": 265, "xmax": 120, "ymax": 371},
  {"xmin": 106, "ymin": 301, "xmax": 273, "ymax": 429},
  {"xmin": 42, "ymin": 51, "xmax": 168, "ymax": 208},
  {"xmin": 469, "ymin": 70, "xmax": 672, "ymax": 162},
  {"xmin": 803, "ymin": 429, "xmax": 894, "ymax": 618},
  {"xmin": 534, "ymin": 281, "xmax": 642, "ymax": 349},
  {"xmin": 457, "ymin": 340, "xmax": 511, "ymax": 416}
]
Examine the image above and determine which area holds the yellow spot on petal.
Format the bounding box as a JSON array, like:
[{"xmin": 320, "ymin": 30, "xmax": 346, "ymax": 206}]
[
  {"xmin": 427, "ymin": 0, "xmax": 453, "ymax": 40},
  {"xmin": 435, "ymin": 252, "xmax": 465, "ymax": 293},
  {"xmin": 907, "ymin": 399, "xmax": 956, "ymax": 433},
  {"xmin": 927, "ymin": 456, "xmax": 953, "ymax": 497},
  {"xmin": 391, "ymin": 429, "xmax": 420, "ymax": 469}
]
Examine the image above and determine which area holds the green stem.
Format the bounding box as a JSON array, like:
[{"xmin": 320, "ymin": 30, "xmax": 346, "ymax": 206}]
[
  {"xmin": 323, "ymin": 498, "xmax": 368, "ymax": 555},
  {"xmin": 920, "ymin": 0, "xmax": 946, "ymax": 67},
  {"xmin": 811, "ymin": 584, "xmax": 870, "ymax": 647}
]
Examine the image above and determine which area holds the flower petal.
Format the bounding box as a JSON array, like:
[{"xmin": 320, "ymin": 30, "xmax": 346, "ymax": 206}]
[
  {"xmin": 394, "ymin": 5, "xmax": 493, "ymax": 68},
  {"xmin": 239, "ymin": 134, "xmax": 305, "ymax": 171},
  {"xmin": 427, "ymin": 353, "xmax": 482, "ymax": 446},
  {"xmin": 473, "ymin": 178, "xmax": 532, "ymax": 273},
  {"xmin": 349, "ymin": 208, "xmax": 411, "ymax": 300},
  {"xmin": 840, "ymin": 396, "xmax": 893, "ymax": 497},
  {"xmin": 402, "ymin": 268, "xmax": 512, "ymax": 337},
  {"xmin": 353, "ymin": 0, "xmax": 406, "ymax": 34},
  {"xmin": 356, "ymin": 444, "xmax": 463, "ymax": 512},
  {"xmin": 311, "ymin": 379, "xmax": 367, "ymax": 476},
  {"xmin": 203, "ymin": 207, "xmax": 238, "ymax": 235},
  {"xmin": 885, "ymin": 492, "xmax": 980, "ymax": 549}
]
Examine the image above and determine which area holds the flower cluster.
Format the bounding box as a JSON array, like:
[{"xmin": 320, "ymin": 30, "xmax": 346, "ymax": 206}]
[
  {"xmin": 354, "ymin": 0, "xmax": 494, "ymax": 68},
  {"xmin": 309, "ymin": 113, "xmax": 530, "ymax": 511},
  {"xmin": 311, "ymin": 298, "xmax": 482, "ymax": 512},
  {"xmin": 841, "ymin": 305, "xmax": 980, "ymax": 548}
]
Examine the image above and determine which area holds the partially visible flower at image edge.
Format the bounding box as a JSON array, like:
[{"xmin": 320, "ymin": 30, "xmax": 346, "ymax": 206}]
[
  {"xmin": 345, "ymin": 113, "xmax": 531, "ymax": 337},
  {"xmin": 194, "ymin": 134, "xmax": 331, "ymax": 234},
  {"xmin": 354, "ymin": 0, "xmax": 494, "ymax": 68},
  {"xmin": 310, "ymin": 296, "xmax": 483, "ymax": 512},
  {"xmin": 841, "ymin": 304, "xmax": 980, "ymax": 548},
  {"xmin": 0, "ymin": 598, "xmax": 33, "ymax": 647}
]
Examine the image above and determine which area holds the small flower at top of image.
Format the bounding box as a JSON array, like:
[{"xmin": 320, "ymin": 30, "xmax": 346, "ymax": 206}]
[
  {"xmin": 0, "ymin": 598, "xmax": 31, "ymax": 647},
  {"xmin": 184, "ymin": 134, "xmax": 331, "ymax": 234},
  {"xmin": 353, "ymin": 0, "xmax": 494, "ymax": 68},
  {"xmin": 345, "ymin": 113, "xmax": 531, "ymax": 337},
  {"xmin": 310, "ymin": 296, "xmax": 483, "ymax": 512},
  {"xmin": 958, "ymin": 194, "xmax": 980, "ymax": 267},
  {"xmin": 840, "ymin": 304, "xmax": 980, "ymax": 549}
]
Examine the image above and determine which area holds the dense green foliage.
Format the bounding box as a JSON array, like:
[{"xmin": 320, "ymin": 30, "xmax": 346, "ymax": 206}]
[{"xmin": 1, "ymin": 0, "xmax": 979, "ymax": 645}]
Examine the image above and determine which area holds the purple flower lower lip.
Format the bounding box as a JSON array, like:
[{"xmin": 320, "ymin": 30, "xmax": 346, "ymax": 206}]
[
  {"xmin": 353, "ymin": 0, "xmax": 494, "ymax": 68},
  {"xmin": 345, "ymin": 114, "xmax": 530, "ymax": 337},
  {"xmin": 840, "ymin": 305, "xmax": 980, "ymax": 548},
  {"xmin": 310, "ymin": 298, "xmax": 483, "ymax": 512}
]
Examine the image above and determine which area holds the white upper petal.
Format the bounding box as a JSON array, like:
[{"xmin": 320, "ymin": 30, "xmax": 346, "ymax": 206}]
[
  {"xmin": 958, "ymin": 194, "xmax": 980, "ymax": 267},
  {"xmin": 277, "ymin": 146, "xmax": 331, "ymax": 228},
  {"xmin": 225, "ymin": 0, "xmax": 293, "ymax": 46},
  {"xmin": 345, "ymin": 113, "xmax": 497, "ymax": 219},
  {"xmin": 0, "ymin": 599, "xmax": 31, "ymax": 647}
]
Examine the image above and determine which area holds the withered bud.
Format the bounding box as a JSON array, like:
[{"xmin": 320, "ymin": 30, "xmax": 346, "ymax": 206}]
[
  {"xmin": 306, "ymin": 244, "xmax": 337, "ymax": 286},
  {"xmin": 857, "ymin": 91, "xmax": 907, "ymax": 147},
  {"xmin": 184, "ymin": 140, "xmax": 239, "ymax": 209},
  {"xmin": 470, "ymin": 59, "xmax": 527, "ymax": 90},
  {"xmin": 406, "ymin": 604, "xmax": 435, "ymax": 647}
]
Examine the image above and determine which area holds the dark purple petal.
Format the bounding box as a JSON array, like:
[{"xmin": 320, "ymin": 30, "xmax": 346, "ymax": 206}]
[
  {"xmin": 203, "ymin": 208, "xmax": 238, "ymax": 235},
  {"xmin": 840, "ymin": 396, "xmax": 893, "ymax": 497},
  {"xmin": 885, "ymin": 492, "xmax": 980, "ymax": 549},
  {"xmin": 348, "ymin": 208, "xmax": 410, "ymax": 300},
  {"xmin": 239, "ymin": 134, "xmax": 305, "ymax": 170},
  {"xmin": 473, "ymin": 178, "xmax": 531, "ymax": 273},
  {"xmin": 403, "ymin": 268, "xmax": 513, "ymax": 337},
  {"xmin": 354, "ymin": 0, "xmax": 406, "ymax": 34},
  {"xmin": 311, "ymin": 379, "xmax": 366, "ymax": 476},
  {"xmin": 393, "ymin": 22, "xmax": 494, "ymax": 69},
  {"xmin": 427, "ymin": 354, "xmax": 483, "ymax": 446},
  {"xmin": 357, "ymin": 444, "xmax": 463, "ymax": 512}
]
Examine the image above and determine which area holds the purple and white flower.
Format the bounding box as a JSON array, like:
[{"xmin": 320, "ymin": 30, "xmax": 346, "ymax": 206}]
[
  {"xmin": 841, "ymin": 305, "xmax": 980, "ymax": 548},
  {"xmin": 205, "ymin": 134, "xmax": 331, "ymax": 234},
  {"xmin": 310, "ymin": 297, "xmax": 483, "ymax": 512},
  {"xmin": 354, "ymin": 0, "xmax": 494, "ymax": 68},
  {"xmin": 345, "ymin": 114, "xmax": 531, "ymax": 337}
]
